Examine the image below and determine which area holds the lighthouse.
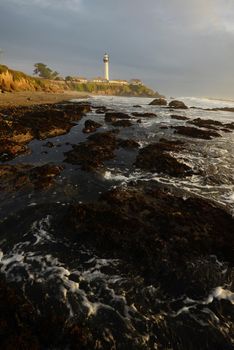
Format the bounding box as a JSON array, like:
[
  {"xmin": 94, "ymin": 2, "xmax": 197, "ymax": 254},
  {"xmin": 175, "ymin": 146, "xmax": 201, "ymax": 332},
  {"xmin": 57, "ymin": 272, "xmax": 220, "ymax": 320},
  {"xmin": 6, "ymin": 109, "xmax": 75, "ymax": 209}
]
[{"xmin": 103, "ymin": 53, "xmax": 109, "ymax": 81}]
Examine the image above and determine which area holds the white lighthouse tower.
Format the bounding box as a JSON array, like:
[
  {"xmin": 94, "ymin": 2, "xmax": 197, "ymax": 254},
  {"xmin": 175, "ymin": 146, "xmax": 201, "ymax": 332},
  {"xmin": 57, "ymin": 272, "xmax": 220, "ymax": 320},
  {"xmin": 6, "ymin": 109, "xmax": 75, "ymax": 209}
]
[{"xmin": 103, "ymin": 53, "xmax": 109, "ymax": 81}]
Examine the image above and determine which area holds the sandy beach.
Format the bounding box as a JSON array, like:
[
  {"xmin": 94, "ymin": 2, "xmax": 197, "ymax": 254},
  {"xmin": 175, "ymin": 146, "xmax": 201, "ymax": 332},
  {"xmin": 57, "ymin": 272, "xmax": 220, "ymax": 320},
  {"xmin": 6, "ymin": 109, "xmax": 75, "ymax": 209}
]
[{"xmin": 0, "ymin": 90, "xmax": 90, "ymax": 108}]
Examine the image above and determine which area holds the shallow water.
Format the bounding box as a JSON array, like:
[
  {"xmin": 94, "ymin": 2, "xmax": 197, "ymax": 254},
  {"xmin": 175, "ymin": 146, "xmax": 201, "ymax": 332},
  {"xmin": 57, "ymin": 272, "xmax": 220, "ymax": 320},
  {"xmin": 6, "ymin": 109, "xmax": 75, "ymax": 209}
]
[{"xmin": 0, "ymin": 96, "xmax": 233, "ymax": 349}]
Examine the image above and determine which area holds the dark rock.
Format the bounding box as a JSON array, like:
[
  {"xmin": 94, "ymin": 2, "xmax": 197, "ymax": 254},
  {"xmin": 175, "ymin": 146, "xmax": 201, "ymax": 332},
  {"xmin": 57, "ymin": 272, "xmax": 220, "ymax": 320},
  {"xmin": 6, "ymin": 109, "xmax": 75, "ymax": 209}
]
[
  {"xmin": 188, "ymin": 118, "xmax": 223, "ymax": 130},
  {"xmin": 105, "ymin": 112, "xmax": 131, "ymax": 123},
  {"xmin": 149, "ymin": 98, "xmax": 167, "ymax": 106},
  {"xmin": 112, "ymin": 120, "xmax": 133, "ymax": 127},
  {"xmin": 82, "ymin": 119, "xmax": 102, "ymax": 134},
  {"xmin": 169, "ymin": 100, "xmax": 188, "ymax": 109},
  {"xmin": 136, "ymin": 119, "xmax": 142, "ymax": 123},
  {"xmin": 133, "ymin": 105, "xmax": 141, "ymax": 108},
  {"xmin": 135, "ymin": 140, "xmax": 192, "ymax": 177},
  {"xmin": 174, "ymin": 126, "xmax": 221, "ymax": 139},
  {"xmin": 132, "ymin": 112, "xmax": 157, "ymax": 118},
  {"xmin": 65, "ymin": 182, "xmax": 234, "ymax": 278},
  {"xmin": 64, "ymin": 131, "xmax": 119, "ymax": 171},
  {"xmin": 118, "ymin": 139, "xmax": 139, "ymax": 149},
  {"xmin": 171, "ymin": 115, "xmax": 189, "ymax": 121},
  {"xmin": 0, "ymin": 163, "xmax": 63, "ymax": 191}
]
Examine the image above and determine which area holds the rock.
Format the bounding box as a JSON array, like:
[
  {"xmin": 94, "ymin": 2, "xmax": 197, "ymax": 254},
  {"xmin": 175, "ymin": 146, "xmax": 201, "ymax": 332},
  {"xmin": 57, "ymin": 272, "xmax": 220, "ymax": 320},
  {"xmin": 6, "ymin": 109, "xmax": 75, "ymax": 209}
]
[
  {"xmin": 168, "ymin": 100, "xmax": 188, "ymax": 109},
  {"xmin": 132, "ymin": 112, "xmax": 157, "ymax": 118},
  {"xmin": 135, "ymin": 140, "xmax": 192, "ymax": 177},
  {"xmin": 171, "ymin": 115, "xmax": 189, "ymax": 121},
  {"xmin": 65, "ymin": 181, "xmax": 234, "ymax": 279},
  {"xmin": 112, "ymin": 120, "xmax": 133, "ymax": 128},
  {"xmin": 136, "ymin": 119, "xmax": 142, "ymax": 123},
  {"xmin": 188, "ymin": 118, "xmax": 223, "ymax": 130},
  {"xmin": 82, "ymin": 119, "xmax": 102, "ymax": 134},
  {"xmin": 105, "ymin": 112, "xmax": 131, "ymax": 123},
  {"xmin": 0, "ymin": 163, "xmax": 63, "ymax": 191},
  {"xmin": 133, "ymin": 105, "xmax": 141, "ymax": 108},
  {"xmin": 149, "ymin": 98, "xmax": 167, "ymax": 106},
  {"xmin": 118, "ymin": 139, "xmax": 139, "ymax": 149},
  {"xmin": 0, "ymin": 103, "xmax": 86, "ymax": 161},
  {"xmin": 174, "ymin": 126, "xmax": 221, "ymax": 139},
  {"xmin": 64, "ymin": 131, "xmax": 119, "ymax": 171}
]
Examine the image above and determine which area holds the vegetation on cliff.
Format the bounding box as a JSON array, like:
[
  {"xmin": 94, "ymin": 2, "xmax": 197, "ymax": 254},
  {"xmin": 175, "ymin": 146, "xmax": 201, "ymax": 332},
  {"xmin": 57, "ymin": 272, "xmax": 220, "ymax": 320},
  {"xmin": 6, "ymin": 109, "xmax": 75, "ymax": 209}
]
[{"xmin": 0, "ymin": 64, "xmax": 162, "ymax": 97}]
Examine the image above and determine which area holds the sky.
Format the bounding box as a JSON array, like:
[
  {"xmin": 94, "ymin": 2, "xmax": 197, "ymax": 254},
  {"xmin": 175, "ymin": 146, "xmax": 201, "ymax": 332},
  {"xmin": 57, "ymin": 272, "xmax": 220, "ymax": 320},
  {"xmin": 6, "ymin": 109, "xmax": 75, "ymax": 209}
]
[{"xmin": 0, "ymin": 0, "xmax": 234, "ymax": 98}]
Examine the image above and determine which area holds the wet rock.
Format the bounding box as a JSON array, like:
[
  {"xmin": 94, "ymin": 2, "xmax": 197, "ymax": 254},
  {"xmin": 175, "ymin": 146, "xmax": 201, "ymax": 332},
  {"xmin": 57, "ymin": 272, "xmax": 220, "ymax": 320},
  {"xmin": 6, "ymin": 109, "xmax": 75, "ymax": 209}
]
[
  {"xmin": 118, "ymin": 139, "xmax": 139, "ymax": 149},
  {"xmin": 133, "ymin": 105, "xmax": 141, "ymax": 108},
  {"xmin": 105, "ymin": 112, "xmax": 131, "ymax": 123},
  {"xmin": 174, "ymin": 126, "xmax": 221, "ymax": 139},
  {"xmin": 82, "ymin": 119, "xmax": 102, "ymax": 133},
  {"xmin": 135, "ymin": 140, "xmax": 192, "ymax": 177},
  {"xmin": 0, "ymin": 142, "xmax": 29, "ymax": 161},
  {"xmin": 64, "ymin": 131, "xmax": 119, "ymax": 171},
  {"xmin": 112, "ymin": 119, "xmax": 133, "ymax": 128},
  {"xmin": 149, "ymin": 98, "xmax": 167, "ymax": 106},
  {"xmin": 171, "ymin": 115, "xmax": 189, "ymax": 121},
  {"xmin": 65, "ymin": 181, "xmax": 234, "ymax": 279},
  {"xmin": 169, "ymin": 100, "xmax": 188, "ymax": 109},
  {"xmin": 136, "ymin": 119, "xmax": 142, "ymax": 123},
  {"xmin": 132, "ymin": 112, "xmax": 157, "ymax": 118},
  {"xmin": 188, "ymin": 118, "xmax": 223, "ymax": 130},
  {"xmin": 0, "ymin": 163, "xmax": 63, "ymax": 191}
]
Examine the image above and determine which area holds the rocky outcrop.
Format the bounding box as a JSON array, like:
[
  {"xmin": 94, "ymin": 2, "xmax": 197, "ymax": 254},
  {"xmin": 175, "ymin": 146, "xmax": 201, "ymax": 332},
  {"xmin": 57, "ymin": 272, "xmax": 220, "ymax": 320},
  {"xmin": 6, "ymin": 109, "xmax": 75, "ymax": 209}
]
[
  {"xmin": 64, "ymin": 131, "xmax": 119, "ymax": 171},
  {"xmin": 174, "ymin": 126, "xmax": 221, "ymax": 139},
  {"xmin": 65, "ymin": 182, "xmax": 234, "ymax": 278},
  {"xmin": 105, "ymin": 112, "xmax": 131, "ymax": 123},
  {"xmin": 135, "ymin": 140, "xmax": 193, "ymax": 177},
  {"xmin": 169, "ymin": 100, "xmax": 188, "ymax": 109},
  {"xmin": 118, "ymin": 139, "xmax": 139, "ymax": 149},
  {"xmin": 171, "ymin": 114, "xmax": 189, "ymax": 120},
  {"xmin": 82, "ymin": 119, "xmax": 102, "ymax": 133},
  {"xmin": 0, "ymin": 163, "xmax": 63, "ymax": 191},
  {"xmin": 149, "ymin": 98, "xmax": 167, "ymax": 106},
  {"xmin": 132, "ymin": 112, "xmax": 157, "ymax": 118},
  {"xmin": 0, "ymin": 103, "xmax": 87, "ymax": 161}
]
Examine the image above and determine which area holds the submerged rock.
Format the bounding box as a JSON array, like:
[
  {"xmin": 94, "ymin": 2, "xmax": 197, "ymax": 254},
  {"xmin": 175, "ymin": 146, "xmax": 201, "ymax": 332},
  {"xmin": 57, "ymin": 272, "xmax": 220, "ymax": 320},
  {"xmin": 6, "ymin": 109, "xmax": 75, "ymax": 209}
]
[
  {"xmin": 149, "ymin": 98, "xmax": 167, "ymax": 106},
  {"xmin": 82, "ymin": 119, "xmax": 102, "ymax": 133},
  {"xmin": 169, "ymin": 100, "xmax": 188, "ymax": 109},
  {"xmin": 135, "ymin": 140, "xmax": 192, "ymax": 177},
  {"xmin": 174, "ymin": 125, "xmax": 221, "ymax": 139}
]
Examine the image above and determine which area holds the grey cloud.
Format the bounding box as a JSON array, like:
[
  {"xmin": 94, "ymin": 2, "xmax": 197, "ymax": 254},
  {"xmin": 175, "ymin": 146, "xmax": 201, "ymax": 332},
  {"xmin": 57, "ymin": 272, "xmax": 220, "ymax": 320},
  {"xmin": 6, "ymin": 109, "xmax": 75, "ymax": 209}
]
[{"xmin": 0, "ymin": 0, "xmax": 234, "ymax": 97}]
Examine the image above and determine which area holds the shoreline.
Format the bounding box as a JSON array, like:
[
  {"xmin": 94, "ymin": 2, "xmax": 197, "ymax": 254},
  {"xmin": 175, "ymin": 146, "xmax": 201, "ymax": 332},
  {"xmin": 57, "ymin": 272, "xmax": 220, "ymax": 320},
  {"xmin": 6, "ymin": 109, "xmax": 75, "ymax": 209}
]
[{"xmin": 0, "ymin": 91, "xmax": 90, "ymax": 108}]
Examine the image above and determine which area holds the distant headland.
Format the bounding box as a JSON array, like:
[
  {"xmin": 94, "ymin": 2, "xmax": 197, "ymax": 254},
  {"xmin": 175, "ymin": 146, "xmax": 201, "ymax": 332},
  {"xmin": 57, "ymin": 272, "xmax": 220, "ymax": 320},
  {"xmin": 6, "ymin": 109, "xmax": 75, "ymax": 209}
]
[{"xmin": 0, "ymin": 57, "xmax": 163, "ymax": 98}]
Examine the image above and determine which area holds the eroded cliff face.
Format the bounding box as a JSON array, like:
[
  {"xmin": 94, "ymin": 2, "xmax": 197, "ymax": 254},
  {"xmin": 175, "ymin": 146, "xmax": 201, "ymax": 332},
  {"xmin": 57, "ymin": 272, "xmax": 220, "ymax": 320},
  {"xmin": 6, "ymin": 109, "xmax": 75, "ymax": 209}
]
[{"xmin": 0, "ymin": 66, "xmax": 70, "ymax": 93}]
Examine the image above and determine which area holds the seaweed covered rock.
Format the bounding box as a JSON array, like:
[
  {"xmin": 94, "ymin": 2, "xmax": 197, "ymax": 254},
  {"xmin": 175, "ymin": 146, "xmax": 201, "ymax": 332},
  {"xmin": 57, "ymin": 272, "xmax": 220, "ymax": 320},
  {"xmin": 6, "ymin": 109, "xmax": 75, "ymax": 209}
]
[
  {"xmin": 174, "ymin": 125, "xmax": 221, "ymax": 139},
  {"xmin": 135, "ymin": 140, "xmax": 193, "ymax": 177},
  {"xmin": 64, "ymin": 131, "xmax": 119, "ymax": 171}
]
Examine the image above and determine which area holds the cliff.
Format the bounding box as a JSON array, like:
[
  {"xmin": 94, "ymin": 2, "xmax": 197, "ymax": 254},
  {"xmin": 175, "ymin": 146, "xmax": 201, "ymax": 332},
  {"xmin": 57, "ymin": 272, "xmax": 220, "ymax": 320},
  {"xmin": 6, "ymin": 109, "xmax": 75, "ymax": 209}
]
[{"xmin": 0, "ymin": 65, "xmax": 163, "ymax": 97}]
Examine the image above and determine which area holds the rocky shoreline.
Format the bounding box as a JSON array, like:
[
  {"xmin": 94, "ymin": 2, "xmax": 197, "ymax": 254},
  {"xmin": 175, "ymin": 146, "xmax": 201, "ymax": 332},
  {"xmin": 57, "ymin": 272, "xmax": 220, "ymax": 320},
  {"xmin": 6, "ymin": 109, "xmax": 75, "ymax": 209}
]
[{"xmin": 0, "ymin": 97, "xmax": 233, "ymax": 349}]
